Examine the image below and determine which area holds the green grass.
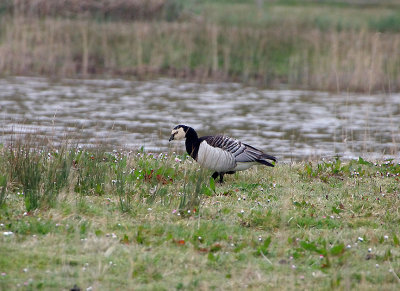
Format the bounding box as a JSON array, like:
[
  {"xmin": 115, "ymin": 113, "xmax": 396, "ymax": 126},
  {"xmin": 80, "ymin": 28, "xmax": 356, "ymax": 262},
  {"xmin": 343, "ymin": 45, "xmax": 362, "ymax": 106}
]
[
  {"xmin": 196, "ymin": 0, "xmax": 398, "ymax": 30},
  {"xmin": 0, "ymin": 144, "xmax": 399, "ymax": 289}
]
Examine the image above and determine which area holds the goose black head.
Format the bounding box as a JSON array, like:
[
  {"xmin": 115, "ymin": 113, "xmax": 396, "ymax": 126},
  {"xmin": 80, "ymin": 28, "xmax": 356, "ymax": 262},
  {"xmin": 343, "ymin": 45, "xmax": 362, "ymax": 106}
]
[{"xmin": 169, "ymin": 125, "xmax": 189, "ymax": 141}]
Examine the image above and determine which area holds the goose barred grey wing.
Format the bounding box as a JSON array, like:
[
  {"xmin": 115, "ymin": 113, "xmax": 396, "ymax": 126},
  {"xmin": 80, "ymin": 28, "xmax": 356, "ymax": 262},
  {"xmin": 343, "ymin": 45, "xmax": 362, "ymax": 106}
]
[
  {"xmin": 202, "ymin": 135, "xmax": 242, "ymax": 155},
  {"xmin": 203, "ymin": 135, "xmax": 275, "ymax": 164},
  {"xmin": 196, "ymin": 135, "xmax": 237, "ymax": 172}
]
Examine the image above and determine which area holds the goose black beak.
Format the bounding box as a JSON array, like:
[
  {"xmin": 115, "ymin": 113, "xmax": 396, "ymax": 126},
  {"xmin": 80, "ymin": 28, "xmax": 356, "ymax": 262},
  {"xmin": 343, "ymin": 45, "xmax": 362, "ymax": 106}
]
[{"xmin": 169, "ymin": 134, "xmax": 174, "ymax": 142}]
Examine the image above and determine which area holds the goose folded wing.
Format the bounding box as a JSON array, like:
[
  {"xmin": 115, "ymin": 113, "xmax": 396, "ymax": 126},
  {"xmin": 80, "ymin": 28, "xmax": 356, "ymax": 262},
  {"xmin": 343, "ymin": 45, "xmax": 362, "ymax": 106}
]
[
  {"xmin": 234, "ymin": 143, "xmax": 265, "ymax": 162},
  {"xmin": 232, "ymin": 143, "xmax": 276, "ymax": 163},
  {"xmin": 204, "ymin": 135, "xmax": 276, "ymax": 165},
  {"xmin": 203, "ymin": 135, "xmax": 242, "ymax": 153},
  {"xmin": 204, "ymin": 136, "xmax": 256, "ymax": 162}
]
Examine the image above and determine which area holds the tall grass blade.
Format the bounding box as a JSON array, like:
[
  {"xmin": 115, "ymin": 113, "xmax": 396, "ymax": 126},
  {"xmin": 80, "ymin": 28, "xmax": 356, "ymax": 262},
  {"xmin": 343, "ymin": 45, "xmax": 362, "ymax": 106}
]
[{"xmin": 0, "ymin": 175, "xmax": 7, "ymax": 207}]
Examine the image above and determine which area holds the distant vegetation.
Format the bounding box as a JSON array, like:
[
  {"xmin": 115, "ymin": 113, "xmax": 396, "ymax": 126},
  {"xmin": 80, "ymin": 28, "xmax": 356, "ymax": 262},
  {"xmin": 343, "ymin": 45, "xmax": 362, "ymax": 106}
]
[
  {"xmin": 0, "ymin": 0, "xmax": 182, "ymax": 21},
  {"xmin": 0, "ymin": 0, "xmax": 400, "ymax": 92}
]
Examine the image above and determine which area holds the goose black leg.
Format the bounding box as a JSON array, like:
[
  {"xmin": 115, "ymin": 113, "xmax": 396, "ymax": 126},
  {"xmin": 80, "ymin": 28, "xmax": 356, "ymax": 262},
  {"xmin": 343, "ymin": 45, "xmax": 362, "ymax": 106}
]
[
  {"xmin": 211, "ymin": 172, "xmax": 225, "ymax": 183},
  {"xmin": 212, "ymin": 172, "xmax": 234, "ymax": 183},
  {"xmin": 211, "ymin": 172, "xmax": 219, "ymax": 180}
]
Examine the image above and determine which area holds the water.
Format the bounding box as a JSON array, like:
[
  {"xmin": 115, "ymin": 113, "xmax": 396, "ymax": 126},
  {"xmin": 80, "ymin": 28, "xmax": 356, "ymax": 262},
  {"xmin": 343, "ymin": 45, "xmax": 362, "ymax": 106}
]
[{"xmin": 1, "ymin": 76, "xmax": 399, "ymax": 161}]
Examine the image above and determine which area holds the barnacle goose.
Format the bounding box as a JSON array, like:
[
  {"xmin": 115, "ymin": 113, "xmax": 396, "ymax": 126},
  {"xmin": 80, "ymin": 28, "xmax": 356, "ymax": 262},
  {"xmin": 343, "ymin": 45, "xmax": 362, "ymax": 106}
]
[{"xmin": 169, "ymin": 125, "xmax": 276, "ymax": 183}]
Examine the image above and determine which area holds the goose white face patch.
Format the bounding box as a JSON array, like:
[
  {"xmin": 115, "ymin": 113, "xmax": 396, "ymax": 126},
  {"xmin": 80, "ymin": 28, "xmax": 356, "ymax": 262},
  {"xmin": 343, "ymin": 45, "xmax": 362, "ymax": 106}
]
[{"xmin": 171, "ymin": 127, "xmax": 186, "ymax": 140}]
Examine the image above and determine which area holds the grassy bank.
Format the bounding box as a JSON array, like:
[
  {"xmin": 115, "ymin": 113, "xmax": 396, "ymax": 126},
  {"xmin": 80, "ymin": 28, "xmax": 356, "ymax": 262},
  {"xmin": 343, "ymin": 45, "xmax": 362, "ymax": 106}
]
[
  {"xmin": 0, "ymin": 0, "xmax": 400, "ymax": 92},
  {"xmin": 0, "ymin": 143, "xmax": 399, "ymax": 289}
]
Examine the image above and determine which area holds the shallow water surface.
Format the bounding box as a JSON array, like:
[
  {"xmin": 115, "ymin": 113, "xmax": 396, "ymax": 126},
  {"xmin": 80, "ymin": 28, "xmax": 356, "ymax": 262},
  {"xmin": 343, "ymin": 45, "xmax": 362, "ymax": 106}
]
[{"xmin": 1, "ymin": 77, "xmax": 399, "ymax": 161}]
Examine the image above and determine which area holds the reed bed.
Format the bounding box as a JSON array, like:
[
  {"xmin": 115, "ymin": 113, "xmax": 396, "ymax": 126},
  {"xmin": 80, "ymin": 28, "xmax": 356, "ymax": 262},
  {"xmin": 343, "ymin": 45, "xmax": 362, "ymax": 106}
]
[
  {"xmin": 1, "ymin": 16, "xmax": 399, "ymax": 92},
  {"xmin": 0, "ymin": 1, "xmax": 400, "ymax": 92}
]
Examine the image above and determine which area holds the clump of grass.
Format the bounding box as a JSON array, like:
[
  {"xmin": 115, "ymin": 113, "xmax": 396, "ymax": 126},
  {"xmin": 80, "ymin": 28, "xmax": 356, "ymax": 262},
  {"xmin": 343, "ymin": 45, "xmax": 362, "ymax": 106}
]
[
  {"xmin": 300, "ymin": 156, "xmax": 400, "ymax": 181},
  {"xmin": 289, "ymin": 238, "xmax": 346, "ymax": 269},
  {"xmin": 43, "ymin": 148, "xmax": 74, "ymax": 208},
  {"xmin": 73, "ymin": 150, "xmax": 109, "ymax": 196},
  {"xmin": 4, "ymin": 143, "xmax": 75, "ymax": 211},
  {"xmin": 113, "ymin": 155, "xmax": 133, "ymax": 213},
  {"xmin": 177, "ymin": 169, "xmax": 212, "ymax": 215},
  {"xmin": 8, "ymin": 144, "xmax": 43, "ymax": 212}
]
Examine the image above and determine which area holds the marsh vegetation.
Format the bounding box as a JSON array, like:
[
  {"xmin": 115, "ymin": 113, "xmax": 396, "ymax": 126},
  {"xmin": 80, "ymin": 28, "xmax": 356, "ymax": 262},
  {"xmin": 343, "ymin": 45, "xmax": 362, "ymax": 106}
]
[
  {"xmin": 1, "ymin": 0, "xmax": 400, "ymax": 92},
  {"xmin": 0, "ymin": 142, "xmax": 399, "ymax": 289}
]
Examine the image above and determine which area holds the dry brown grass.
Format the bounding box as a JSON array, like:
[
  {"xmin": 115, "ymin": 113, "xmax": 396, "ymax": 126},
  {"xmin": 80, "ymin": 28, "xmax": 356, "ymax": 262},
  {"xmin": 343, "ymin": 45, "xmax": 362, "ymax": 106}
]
[
  {"xmin": 291, "ymin": 28, "xmax": 400, "ymax": 92},
  {"xmin": 2, "ymin": 16, "xmax": 399, "ymax": 92}
]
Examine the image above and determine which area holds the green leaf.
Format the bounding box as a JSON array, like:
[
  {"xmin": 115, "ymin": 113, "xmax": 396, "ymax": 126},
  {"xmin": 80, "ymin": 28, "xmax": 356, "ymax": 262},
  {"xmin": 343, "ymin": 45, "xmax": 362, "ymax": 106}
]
[
  {"xmin": 384, "ymin": 249, "xmax": 392, "ymax": 260},
  {"xmin": 262, "ymin": 236, "xmax": 271, "ymax": 249},
  {"xmin": 208, "ymin": 252, "xmax": 217, "ymax": 261},
  {"xmin": 393, "ymin": 234, "xmax": 400, "ymax": 246},
  {"xmin": 210, "ymin": 243, "xmax": 222, "ymax": 252},
  {"xmin": 300, "ymin": 241, "xmax": 318, "ymax": 252},
  {"xmin": 292, "ymin": 251, "xmax": 302, "ymax": 259},
  {"xmin": 209, "ymin": 177, "xmax": 216, "ymax": 192},
  {"xmin": 358, "ymin": 157, "xmax": 371, "ymax": 165},
  {"xmin": 121, "ymin": 234, "xmax": 130, "ymax": 244},
  {"xmin": 136, "ymin": 228, "xmax": 144, "ymax": 244},
  {"xmin": 305, "ymin": 163, "xmax": 313, "ymax": 176},
  {"xmin": 202, "ymin": 185, "xmax": 213, "ymax": 196},
  {"xmin": 330, "ymin": 243, "xmax": 345, "ymax": 256},
  {"xmin": 332, "ymin": 206, "xmax": 341, "ymax": 214}
]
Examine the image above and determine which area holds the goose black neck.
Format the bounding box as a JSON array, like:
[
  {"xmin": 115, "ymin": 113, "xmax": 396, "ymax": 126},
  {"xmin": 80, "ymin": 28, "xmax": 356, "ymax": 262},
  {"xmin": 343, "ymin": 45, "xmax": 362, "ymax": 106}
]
[{"xmin": 184, "ymin": 127, "xmax": 200, "ymax": 159}]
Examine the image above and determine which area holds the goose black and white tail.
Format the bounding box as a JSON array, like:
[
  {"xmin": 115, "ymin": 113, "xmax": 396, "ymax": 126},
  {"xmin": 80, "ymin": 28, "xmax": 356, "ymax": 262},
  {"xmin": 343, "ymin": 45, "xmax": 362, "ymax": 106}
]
[{"xmin": 169, "ymin": 125, "xmax": 276, "ymax": 183}]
